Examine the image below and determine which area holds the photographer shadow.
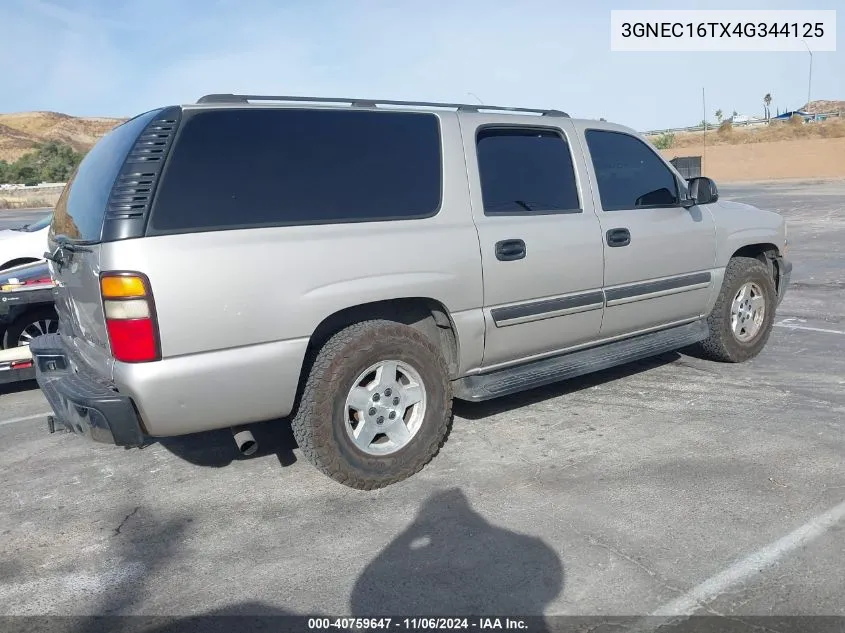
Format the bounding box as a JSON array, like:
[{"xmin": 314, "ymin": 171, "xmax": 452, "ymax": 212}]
[{"xmin": 350, "ymin": 488, "xmax": 563, "ymax": 626}]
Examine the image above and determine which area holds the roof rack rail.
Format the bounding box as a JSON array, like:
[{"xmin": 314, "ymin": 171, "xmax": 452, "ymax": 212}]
[{"xmin": 195, "ymin": 94, "xmax": 570, "ymax": 117}]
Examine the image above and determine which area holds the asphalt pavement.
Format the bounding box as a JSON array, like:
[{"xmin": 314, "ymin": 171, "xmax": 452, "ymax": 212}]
[{"xmin": 0, "ymin": 182, "xmax": 843, "ymax": 624}]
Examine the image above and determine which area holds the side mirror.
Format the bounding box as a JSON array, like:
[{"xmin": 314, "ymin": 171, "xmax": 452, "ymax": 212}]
[{"xmin": 684, "ymin": 176, "xmax": 719, "ymax": 207}]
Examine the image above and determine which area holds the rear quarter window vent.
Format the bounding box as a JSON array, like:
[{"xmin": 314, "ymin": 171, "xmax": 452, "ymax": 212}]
[
  {"xmin": 101, "ymin": 106, "xmax": 182, "ymax": 242},
  {"xmin": 126, "ymin": 121, "xmax": 177, "ymax": 162},
  {"xmin": 108, "ymin": 173, "xmax": 155, "ymax": 213},
  {"xmin": 106, "ymin": 109, "xmax": 182, "ymax": 220}
]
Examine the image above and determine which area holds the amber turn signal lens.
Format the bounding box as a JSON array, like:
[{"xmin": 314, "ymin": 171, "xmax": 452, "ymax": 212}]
[{"xmin": 101, "ymin": 275, "xmax": 147, "ymax": 298}]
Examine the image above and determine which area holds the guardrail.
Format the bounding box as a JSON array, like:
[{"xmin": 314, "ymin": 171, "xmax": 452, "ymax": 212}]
[
  {"xmin": 644, "ymin": 110, "xmax": 842, "ymax": 136},
  {"xmin": 0, "ymin": 182, "xmax": 66, "ymax": 191}
]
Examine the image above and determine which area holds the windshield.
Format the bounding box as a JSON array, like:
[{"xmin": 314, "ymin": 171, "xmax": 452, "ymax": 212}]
[{"xmin": 20, "ymin": 213, "xmax": 54, "ymax": 233}]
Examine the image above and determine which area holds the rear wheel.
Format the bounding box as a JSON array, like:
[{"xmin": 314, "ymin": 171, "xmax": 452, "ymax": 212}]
[
  {"xmin": 3, "ymin": 307, "xmax": 59, "ymax": 349},
  {"xmin": 695, "ymin": 256, "xmax": 777, "ymax": 363},
  {"xmin": 291, "ymin": 319, "xmax": 453, "ymax": 490}
]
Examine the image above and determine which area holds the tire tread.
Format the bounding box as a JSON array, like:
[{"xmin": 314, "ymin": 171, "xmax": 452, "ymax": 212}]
[
  {"xmin": 696, "ymin": 256, "xmax": 776, "ymax": 363},
  {"xmin": 290, "ymin": 319, "xmax": 452, "ymax": 490}
]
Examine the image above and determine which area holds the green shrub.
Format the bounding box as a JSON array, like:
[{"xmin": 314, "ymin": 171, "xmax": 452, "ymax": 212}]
[{"xmin": 652, "ymin": 132, "xmax": 675, "ymax": 149}]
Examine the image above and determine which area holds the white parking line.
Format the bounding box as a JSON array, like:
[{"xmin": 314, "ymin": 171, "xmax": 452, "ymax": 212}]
[
  {"xmin": 774, "ymin": 322, "xmax": 845, "ymax": 335},
  {"xmin": 650, "ymin": 498, "xmax": 845, "ymax": 617},
  {"xmin": 0, "ymin": 412, "xmax": 51, "ymax": 427}
]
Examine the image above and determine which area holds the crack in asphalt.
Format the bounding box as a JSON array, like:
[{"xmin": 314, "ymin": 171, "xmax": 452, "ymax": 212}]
[{"xmin": 112, "ymin": 506, "xmax": 141, "ymax": 537}]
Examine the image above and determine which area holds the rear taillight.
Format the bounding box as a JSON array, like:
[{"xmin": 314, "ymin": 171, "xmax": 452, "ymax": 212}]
[{"xmin": 100, "ymin": 272, "xmax": 160, "ymax": 363}]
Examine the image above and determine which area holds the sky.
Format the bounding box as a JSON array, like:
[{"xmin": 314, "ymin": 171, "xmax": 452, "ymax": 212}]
[{"xmin": 0, "ymin": 0, "xmax": 842, "ymax": 131}]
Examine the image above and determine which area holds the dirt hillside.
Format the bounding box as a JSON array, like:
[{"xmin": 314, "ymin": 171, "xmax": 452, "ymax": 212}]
[
  {"xmin": 0, "ymin": 111, "xmax": 125, "ymax": 162},
  {"xmin": 799, "ymin": 99, "xmax": 845, "ymax": 114},
  {"xmin": 664, "ymin": 117, "xmax": 845, "ymax": 150}
]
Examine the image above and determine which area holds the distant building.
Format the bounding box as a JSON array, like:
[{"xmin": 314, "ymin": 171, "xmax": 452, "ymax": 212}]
[{"xmin": 773, "ymin": 110, "xmax": 811, "ymax": 121}]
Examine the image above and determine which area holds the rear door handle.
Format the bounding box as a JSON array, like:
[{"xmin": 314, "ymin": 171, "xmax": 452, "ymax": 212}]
[
  {"xmin": 606, "ymin": 228, "xmax": 631, "ymax": 247},
  {"xmin": 495, "ymin": 239, "xmax": 526, "ymax": 261}
]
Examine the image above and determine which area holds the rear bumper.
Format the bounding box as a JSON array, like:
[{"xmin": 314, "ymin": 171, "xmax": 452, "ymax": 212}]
[
  {"xmin": 30, "ymin": 333, "xmax": 145, "ymax": 447},
  {"xmin": 776, "ymin": 256, "xmax": 792, "ymax": 306}
]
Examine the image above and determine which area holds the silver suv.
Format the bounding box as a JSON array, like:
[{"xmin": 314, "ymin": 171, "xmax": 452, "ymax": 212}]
[{"xmin": 32, "ymin": 94, "xmax": 791, "ymax": 489}]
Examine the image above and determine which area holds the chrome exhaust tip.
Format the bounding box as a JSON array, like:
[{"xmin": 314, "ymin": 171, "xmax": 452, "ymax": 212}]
[{"xmin": 231, "ymin": 426, "xmax": 258, "ymax": 456}]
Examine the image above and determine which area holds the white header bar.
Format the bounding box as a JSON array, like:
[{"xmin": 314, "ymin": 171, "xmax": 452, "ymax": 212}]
[{"xmin": 611, "ymin": 10, "xmax": 837, "ymax": 52}]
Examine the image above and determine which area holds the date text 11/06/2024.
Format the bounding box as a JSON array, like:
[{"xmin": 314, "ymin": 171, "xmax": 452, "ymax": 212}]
[{"xmin": 307, "ymin": 617, "xmax": 530, "ymax": 630}]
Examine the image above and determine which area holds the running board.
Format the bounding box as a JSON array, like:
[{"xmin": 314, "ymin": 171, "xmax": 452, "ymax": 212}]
[{"xmin": 453, "ymin": 320, "xmax": 709, "ymax": 402}]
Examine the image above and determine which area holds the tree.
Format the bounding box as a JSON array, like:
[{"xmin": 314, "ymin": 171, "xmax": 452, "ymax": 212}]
[
  {"xmin": 0, "ymin": 142, "xmax": 84, "ymax": 185},
  {"xmin": 14, "ymin": 163, "xmax": 39, "ymax": 186},
  {"xmin": 715, "ymin": 109, "xmax": 723, "ymax": 123},
  {"xmin": 732, "ymin": 110, "xmax": 738, "ymax": 118},
  {"xmin": 764, "ymin": 93, "xmax": 772, "ymax": 120},
  {"xmin": 34, "ymin": 141, "xmax": 83, "ymax": 181}
]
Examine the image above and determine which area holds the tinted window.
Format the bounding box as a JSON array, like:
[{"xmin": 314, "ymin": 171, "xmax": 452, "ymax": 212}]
[
  {"xmin": 51, "ymin": 109, "xmax": 161, "ymax": 241},
  {"xmin": 476, "ymin": 128, "xmax": 580, "ymax": 215},
  {"xmin": 149, "ymin": 109, "xmax": 442, "ymax": 233},
  {"xmin": 585, "ymin": 130, "xmax": 680, "ymax": 211}
]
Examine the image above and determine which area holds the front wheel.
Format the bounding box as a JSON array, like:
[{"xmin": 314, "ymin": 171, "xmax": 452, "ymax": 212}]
[
  {"xmin": 695, "ymin": 256, "xmax": 777, "ymax": 363},
  {"xmin": 291, "ymin": 320, "xmax": 453, "ymax": 490}
]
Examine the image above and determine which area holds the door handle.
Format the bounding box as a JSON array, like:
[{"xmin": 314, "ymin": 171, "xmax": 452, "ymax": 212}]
[
  {"xmin": 495, "ymin": 239, "xmax": 526, "ymax": 261},
  {"xmin": 606, "ymin": 228, "xmax": 631, "ymax": 247}
]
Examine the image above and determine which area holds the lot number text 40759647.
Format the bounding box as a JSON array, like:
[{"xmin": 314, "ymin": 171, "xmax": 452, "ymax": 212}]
[{"xmin": 307, "ymin": 617, "xmax": 530, "ymax": 630}]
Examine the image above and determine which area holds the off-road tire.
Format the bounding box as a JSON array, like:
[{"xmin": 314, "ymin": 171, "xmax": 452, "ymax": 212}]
[
  {"xmin": 291, "ymin": 319, "xmax": 453, "ymax": 490},
  {"xmin": 695, "ymin": 256, "xmax": 777, "ymax": 363}
]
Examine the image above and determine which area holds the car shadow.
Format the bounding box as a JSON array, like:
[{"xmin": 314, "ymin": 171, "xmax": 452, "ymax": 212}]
[
  {"xmin": 156, "ymin": 352, "xmax": 684, "ymax": 470},
  {"xmin": 155, "ymin": 418, "xmax": 298, "ymax": 469}
]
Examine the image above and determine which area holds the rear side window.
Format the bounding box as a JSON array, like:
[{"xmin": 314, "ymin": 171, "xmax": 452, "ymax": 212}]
[
  {"xmin": 51, "ymin": 109, "xmax": 162, "ymax": 242},
  {"xmin": 584, "ymin": 129, "xmax": 680, "ymax": 211},
  {"xmin": 476, "ymin": 127, "xmax": 580, "ymax": 215},
  {"xmin": 149, "ymin": 109, "xmax": 442, "ymax": 233}
]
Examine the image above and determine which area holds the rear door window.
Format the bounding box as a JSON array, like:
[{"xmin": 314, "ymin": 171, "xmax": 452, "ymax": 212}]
[
  {"xmin": 476, "ymin": 127, "xmax": 581, "ymax": 215},
  {"xmin": 51, "ymin": 109, "xmax": 162, "ymax": 242},
  {"xmin": 148, "ymin": 108, "xmax": 443, "ymax": 233}
]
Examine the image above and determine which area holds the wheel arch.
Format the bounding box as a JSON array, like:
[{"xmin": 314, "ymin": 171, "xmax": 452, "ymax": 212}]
[
  {"xmin": 730, "ymin": 242, "xmax": 782, "ymax": 291},
  {"xmin": 0, "ymin": 257, "xmax": 42, "ymax": 272},
  {"xmin": 305, "ymin": 297, "xmax": 461, "ymax": 379}
]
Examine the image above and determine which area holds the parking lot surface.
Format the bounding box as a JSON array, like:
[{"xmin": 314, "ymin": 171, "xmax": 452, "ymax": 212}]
[{"xmin": 0, "ymin": 182, "xmax": 843, "ymax": 620}]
